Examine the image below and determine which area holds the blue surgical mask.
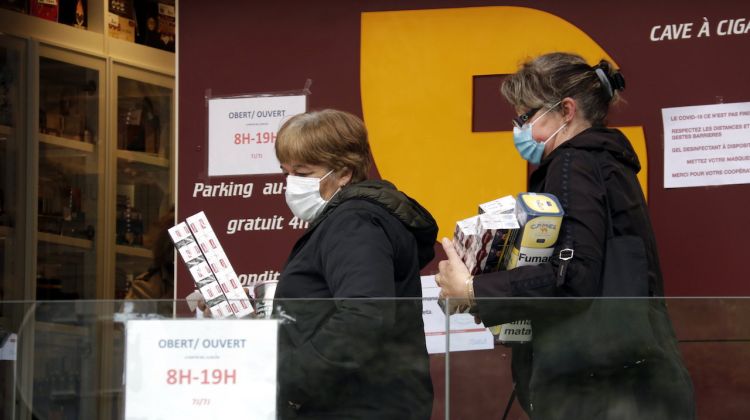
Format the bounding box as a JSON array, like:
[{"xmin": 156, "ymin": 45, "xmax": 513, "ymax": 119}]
[{"xmin": 512, "ymin": 103, "xmax": 567, "ymax": 165}]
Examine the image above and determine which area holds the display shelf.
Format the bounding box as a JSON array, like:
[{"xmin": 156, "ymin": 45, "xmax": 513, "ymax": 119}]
[
  {"xmin": 0, "ymin": 124, "xmax": 11, "ymax": 137},
  {"xmin": 115, "ymin": 244, "xmax": 152, "ymax": 259},
  {"xmin": 0, "ymin": 7, "xmax": 174, "ymax": 76},
  {"xmin": 0, "ymin": 8, "xmax": 104, "ymax": 56},
  {"xmin": 116, "ymin": 149, "xmax": 169, "ymax": 168},
  {"xmin": 37, "ymin": 231, "xmax": 93, "ymax": 250},
  {"xmin": 40, "ymin": 133, "xmax": 96, "ymax": 153}
]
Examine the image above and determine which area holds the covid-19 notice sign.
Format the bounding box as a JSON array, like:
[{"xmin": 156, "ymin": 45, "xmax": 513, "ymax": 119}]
[{"xmin": 663, "ymin": 102, "xmax": 750, "ymax": 188}]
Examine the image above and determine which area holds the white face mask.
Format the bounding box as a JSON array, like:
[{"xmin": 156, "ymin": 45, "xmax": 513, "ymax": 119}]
[{"xmin": 284, "ymin": 169, "xmax": 335, "ymax": 222}]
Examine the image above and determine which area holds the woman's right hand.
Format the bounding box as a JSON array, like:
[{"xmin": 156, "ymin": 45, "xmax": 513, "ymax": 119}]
[
  {"xmin": 437, "ymin": 238, "xmax": 472, "ymax": 301},
  {"xmin": 196, "ymin": 298, "xmax": 212, "ymax": 317}
]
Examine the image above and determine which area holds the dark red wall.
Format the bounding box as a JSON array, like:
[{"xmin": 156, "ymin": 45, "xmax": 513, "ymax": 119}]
[
  {"xmin": 180, "ymin": 1, "xmax": 750, "ymax": 418},
  {"xmin": 179, "ymin": 0, "xmax": 750, "ymax": 298}
]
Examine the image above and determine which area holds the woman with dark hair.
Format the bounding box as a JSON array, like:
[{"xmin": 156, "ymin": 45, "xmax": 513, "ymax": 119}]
[{"xmin": 436, "ymin": 53, "xmax": 695, "ymax": 419}]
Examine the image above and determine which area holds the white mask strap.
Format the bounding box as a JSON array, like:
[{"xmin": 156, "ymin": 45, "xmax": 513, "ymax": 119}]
[{"xmin": 544, "ymin": 122, "xmax": 568, "ymax": 144}]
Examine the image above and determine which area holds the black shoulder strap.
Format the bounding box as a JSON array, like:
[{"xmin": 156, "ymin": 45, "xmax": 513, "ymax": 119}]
[
  {"xmin": 555, "ymin": 150, "xmax": 575, "ymax": 286},
  {"xmin": 591, "ymin": 152, "xmax": 616, "ymax": 240}
]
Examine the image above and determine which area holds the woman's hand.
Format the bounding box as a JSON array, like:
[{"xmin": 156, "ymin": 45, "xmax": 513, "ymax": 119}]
[
  {"xmin": 196, "ymin": 298, "xmax": 213, "ymax": 317},
  {"xmin": 436, "ymin": 238, "xmax": 471, "ymax": 301}
]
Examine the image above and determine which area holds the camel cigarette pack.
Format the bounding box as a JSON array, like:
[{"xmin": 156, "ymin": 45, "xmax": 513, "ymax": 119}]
[
  {"xmin": 503, "ymin": 192, "xmax": 564, "ymax": 270},
  {"xmin": 168, "ymin": 212, "xmax": 253, "ymax": 318}
]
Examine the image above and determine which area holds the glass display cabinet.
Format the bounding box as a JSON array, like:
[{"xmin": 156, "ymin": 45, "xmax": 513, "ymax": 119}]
[
  {"xmin": 111, "ymin": 64, "xmax": 174, "ymax": 300},
  {"xmin": 0, "ymin": 3, "xmax": 175, "ymax": 418}
]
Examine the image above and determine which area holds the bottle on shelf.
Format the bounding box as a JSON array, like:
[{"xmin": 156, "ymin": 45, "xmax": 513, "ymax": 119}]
[{"xmin": 116, "ymin": 193, "xmax": 143, "ymax": 246}]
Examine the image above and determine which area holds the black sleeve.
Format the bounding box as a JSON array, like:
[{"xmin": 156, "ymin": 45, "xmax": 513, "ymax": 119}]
[
  {"xmin": 282, "ymin": 207, "xmax": 398, "ymax": 404},
  {"xmin": 474, "ymin": 150, "xmax": 607, "ymax": 326}
]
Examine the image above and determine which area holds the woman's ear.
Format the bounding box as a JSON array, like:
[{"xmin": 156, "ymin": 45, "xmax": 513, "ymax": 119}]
[
  {"xmin": 337, "ymin": 167, "xmax": 353, "ymax": 187},
  {"xmin": 560, "ymin": 97, "xmax": 578, "ymax": 122}
]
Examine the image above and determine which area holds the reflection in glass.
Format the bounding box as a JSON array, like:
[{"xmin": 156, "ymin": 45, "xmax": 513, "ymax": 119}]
[
  {"xmin": 39, "ymin": 57, "xmax": 98, "ymax": 143},
  {"xmin": 0, "ymin": 37, "xmax": 22, "ymax": 305},
  {"xmin": 115, "ymin": 75, "xmax": 172, "ymax": 299},
  {"xmin": 117, "ymin": 77, "xmax": 170, "ymax": 158},
  {"xmin": 0, "ymin": 35, "xmax": 24, "ymax": 420},
  {"xmin": 37, "ymin": 56, "xmax": 100, "ymax": 300}
]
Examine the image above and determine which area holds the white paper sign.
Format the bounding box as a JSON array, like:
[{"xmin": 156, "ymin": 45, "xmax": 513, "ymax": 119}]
[
  {"xmin": 421, "ymin": 276, "xmax": 494, "ymax": 354},
  {"xmin": 125, "ymin": 319, "xmax": 278, "ymax": 420},
  {"xmin": 208, "ymin": 95, "xmax": 307, "ymax": 176},
  {"xmin": 663, "ymin": 102, "xmax": 750, "ymax": 188}
]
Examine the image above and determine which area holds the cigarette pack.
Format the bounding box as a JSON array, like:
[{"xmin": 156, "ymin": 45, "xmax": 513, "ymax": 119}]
[
  {"xmin": 478, "ymin": 195, "xmax": 516, "ymax": 215},
  {"xmin": 453, "ymin": 215, "xmax": 480, "ymax": 273},
  {"xmin": 475, "ymin": 213, "xmax": 519, "ymax": 274},
  {"xmin": 169, "ymin": 212, "xmax": 254, "ymax": 318}
]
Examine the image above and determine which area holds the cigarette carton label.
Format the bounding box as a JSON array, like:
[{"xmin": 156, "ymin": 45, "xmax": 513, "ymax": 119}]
[
  {"xmin": 479, "ymin": 195, "xmax": 516, "ymax": 214},
  {"xmin": 494, "ymin": 320, "xmax": 532, "ymax": 343},
  {"xmin": 518, "ymin": 216, "xmax": 562, "ymax": 248},
  {"xmin": 520, "ymin": 193, "xmax": 562, "ymax": 213},
  {"xmin": 507, "ymin": 246, "xmax": 555, "ymax": 269}
]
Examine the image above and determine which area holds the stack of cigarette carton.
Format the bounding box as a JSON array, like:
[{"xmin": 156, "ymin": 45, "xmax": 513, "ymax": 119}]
[
  {"xmin": 492, "ymin": 192, "xmax": 564, "ymax": 344},
  {"xmin": 453, "ymin": 195, "xmax": 519, "ymax": 276},
  {"xmin": 442, "ymin": 196, "xmax": 519, "ymax": 315},
  {"xmin": 168, "ymin": 211, "xmax": 254, "ymax": 319},
  {"xmin": 441, "ymin": 192, "xmax": 565, "ymax": 346}
]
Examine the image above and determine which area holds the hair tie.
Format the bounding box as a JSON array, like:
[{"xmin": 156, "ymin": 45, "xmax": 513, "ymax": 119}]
[
  {"xmin": 593, "ymin": 61, "xmax": 626, "ymax": 99},
  {"xmin": 594, "ymin": 67, "xmax": 614, "ymax": 99},
  {"xmin": 610, "ymin": 72, "xmax": 626, "ymax": 91}
]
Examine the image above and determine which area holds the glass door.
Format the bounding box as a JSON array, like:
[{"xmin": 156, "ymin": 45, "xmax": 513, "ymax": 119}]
[
  {"xmin": 32, "ymin": 44, "xmax": 106, "ymax": 420},
  {"xmin": 111, "ymin": 64, "xmax": 174, "ymax": 300},
  {"xmin": 36, "ymin": 47, "xmax": 105, "ymax": 301},
  {"xmin": 0, "ymin": 34, "xmax": 26, "ymax": 420},
  {"xmin": 0, "ymin": 35, "xmax": 25, "ymax": 301}
]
